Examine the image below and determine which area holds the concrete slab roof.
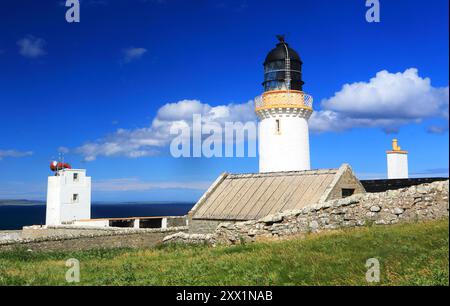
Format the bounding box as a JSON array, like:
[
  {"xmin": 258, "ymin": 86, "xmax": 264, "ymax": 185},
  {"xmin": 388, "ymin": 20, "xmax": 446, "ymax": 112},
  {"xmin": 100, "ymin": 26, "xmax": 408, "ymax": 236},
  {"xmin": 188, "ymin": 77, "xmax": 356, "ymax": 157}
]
[{"xmin": 190, "ymin": 164, "xmax": 364, "ymax": 221}]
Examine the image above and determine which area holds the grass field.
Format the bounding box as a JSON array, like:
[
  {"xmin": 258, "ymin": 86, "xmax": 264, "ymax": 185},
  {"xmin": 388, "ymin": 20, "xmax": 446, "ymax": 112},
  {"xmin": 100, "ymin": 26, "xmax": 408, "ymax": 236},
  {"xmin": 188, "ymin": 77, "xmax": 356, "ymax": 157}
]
[{"xmin": 0, "ymin": 219, "xmax": 448, "ymax": 286}]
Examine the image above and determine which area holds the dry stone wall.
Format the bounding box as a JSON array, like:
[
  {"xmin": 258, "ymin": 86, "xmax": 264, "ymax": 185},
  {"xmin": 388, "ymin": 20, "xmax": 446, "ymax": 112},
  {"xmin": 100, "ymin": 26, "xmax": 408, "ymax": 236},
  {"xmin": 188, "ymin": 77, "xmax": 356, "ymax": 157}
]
[
  {"xmin": 162, "ymin": 232, "xmax": 216, "ymax": 245},
  {"xmin": 0, "ymin": 226, "xmax": 188, "ymax": 252},
  {"xmin": 164, "ymin": 180, "xmax": 449, "ymax": 245}
]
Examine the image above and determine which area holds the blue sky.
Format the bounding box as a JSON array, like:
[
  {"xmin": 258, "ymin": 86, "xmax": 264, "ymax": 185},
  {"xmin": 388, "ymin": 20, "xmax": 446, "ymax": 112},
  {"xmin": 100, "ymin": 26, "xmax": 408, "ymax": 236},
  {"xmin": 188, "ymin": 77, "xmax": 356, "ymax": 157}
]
[{"xmin": 0, "ymin": 0, "xmax": 448, "ymax": 201}]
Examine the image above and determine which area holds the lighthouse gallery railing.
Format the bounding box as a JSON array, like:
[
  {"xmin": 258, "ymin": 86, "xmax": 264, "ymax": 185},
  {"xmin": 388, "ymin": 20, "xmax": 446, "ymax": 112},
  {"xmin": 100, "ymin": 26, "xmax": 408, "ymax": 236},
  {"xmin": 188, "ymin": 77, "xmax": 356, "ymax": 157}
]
[{"xmin": 254, "ymin": 90, "xmax": 313, "ymax": 111}]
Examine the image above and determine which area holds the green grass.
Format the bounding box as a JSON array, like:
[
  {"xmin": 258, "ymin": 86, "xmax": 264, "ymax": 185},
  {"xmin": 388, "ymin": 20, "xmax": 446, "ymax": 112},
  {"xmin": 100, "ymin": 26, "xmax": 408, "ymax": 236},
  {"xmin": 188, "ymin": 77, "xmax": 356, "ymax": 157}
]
[{"xmin": 0, "ymin": 219, "xmax": 448, "ymax": 286}]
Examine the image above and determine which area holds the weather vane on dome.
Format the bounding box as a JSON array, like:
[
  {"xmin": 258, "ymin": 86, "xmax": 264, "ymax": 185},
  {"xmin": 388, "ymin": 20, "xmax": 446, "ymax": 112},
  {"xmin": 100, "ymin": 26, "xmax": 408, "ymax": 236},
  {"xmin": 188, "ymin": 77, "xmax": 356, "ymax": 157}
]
[{"xmin": 276, "ymin": 34, "xmax": 285, "ymax": 43}]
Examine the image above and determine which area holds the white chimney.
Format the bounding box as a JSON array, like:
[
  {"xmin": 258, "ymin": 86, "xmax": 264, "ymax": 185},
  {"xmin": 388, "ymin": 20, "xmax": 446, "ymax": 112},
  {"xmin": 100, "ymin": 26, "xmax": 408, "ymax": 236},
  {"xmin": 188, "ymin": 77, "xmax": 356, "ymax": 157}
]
[{"xmin": 387, "ymin": 139, "xmax": 409, "ymax": 179}]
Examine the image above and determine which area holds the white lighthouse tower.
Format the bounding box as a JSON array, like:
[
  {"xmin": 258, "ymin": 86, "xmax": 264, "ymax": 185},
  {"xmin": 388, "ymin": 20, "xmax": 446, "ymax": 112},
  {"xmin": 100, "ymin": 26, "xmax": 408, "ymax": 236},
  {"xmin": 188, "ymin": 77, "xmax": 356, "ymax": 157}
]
[
  {"xmin": 386, "ymin": 139, "xmax": 409, "ymax": 179},
  {"xmin": 46, "ymin": 162, "xmax": 91, "ymax": 226},
  {"xmin": 255, "ymin": 36, "xmax": 313, "ymax": 173}
]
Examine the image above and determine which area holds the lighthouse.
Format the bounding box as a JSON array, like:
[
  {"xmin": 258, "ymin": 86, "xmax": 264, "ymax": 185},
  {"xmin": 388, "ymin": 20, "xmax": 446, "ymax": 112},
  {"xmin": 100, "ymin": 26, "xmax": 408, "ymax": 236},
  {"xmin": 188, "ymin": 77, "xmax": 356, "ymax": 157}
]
[
  {"xmin": 255, "ymin": 36, "xmax": 313, "ymax": 173},
  {"xmin": 386, "ymin": 139, "xmax": 409, "ymax": 179},
  {"xmin": 46, "ymin": 162, "xmax": 91, "ymax": 226}
]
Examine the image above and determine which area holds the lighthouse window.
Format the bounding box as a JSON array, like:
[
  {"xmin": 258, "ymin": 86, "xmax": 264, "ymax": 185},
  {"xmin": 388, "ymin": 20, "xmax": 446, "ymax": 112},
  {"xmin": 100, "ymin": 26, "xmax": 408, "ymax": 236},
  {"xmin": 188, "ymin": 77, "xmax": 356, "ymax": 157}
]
[
  {"xmin": 72, "ymin": 194, "xmax": 79, "ymax": 203},
  {"xmin": 275, "ymin": 119, "xmax": 281, "ymax": 134},
  {"xmin": 73, "ymin": 173, "xmax": 79, "ymax": 182}
]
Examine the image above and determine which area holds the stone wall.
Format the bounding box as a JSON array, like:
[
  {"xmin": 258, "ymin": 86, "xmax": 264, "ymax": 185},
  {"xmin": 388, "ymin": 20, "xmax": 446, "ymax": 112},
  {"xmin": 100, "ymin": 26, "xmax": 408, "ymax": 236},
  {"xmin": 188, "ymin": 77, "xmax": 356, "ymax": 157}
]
[
  {"xmin": 188, "ymin": 165, "xmax": 366, "ymax": 234},
  {"xmin": 189, "ymin": 219, "xmax": 225, "ymax": 234},
  {"xmin": 164, "ymin": 180, "xmax": 449, "ymax": 245},
  {"xmin": 167, "ymin": 216, "xmax": 188, "ymax": 228},
  {"xmin": 21, "ymin": 226, "xmax": 118, "ymax": 239},
  {"xmin": 163, "ymin": 232, "xmax": 216, "ymax": 245},
  {"xmin": 0, "ymin": 227, "xmax": 188, "ymax": 252},
  {"xmin": 0, "ymin": 231, "xmax": 22, "ymax": 242}
]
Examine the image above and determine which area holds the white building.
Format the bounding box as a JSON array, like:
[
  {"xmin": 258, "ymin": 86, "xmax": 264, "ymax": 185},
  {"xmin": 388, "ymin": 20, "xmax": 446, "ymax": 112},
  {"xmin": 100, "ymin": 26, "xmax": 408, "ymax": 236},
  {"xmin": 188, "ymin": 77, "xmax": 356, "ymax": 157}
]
[
  {"xmin": 386, "ymin": 139, "xmax": 409, "ymax": 179},
  {"xmin": 256, "ymin": 36, "xmax": 313, "ymax": 173},
  {"xmin": 46, "ymin": 168, "xmax": 91, "ymax": 225}
]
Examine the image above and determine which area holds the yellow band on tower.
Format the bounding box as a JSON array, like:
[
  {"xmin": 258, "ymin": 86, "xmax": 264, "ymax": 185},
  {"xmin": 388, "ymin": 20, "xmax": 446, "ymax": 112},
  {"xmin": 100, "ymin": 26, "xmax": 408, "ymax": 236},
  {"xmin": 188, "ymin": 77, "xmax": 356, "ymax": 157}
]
[{"xmin": 254, "ymin": 90, "xmax": 313, "ymax": 112}]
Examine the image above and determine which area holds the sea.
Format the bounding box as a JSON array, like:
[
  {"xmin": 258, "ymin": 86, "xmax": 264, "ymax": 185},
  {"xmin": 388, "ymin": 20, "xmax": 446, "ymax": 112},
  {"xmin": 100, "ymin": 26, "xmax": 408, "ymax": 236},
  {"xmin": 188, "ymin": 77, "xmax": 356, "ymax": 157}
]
[{"xmin": 0, "ymin": 201, "xmax": 194, "ymax": 230}]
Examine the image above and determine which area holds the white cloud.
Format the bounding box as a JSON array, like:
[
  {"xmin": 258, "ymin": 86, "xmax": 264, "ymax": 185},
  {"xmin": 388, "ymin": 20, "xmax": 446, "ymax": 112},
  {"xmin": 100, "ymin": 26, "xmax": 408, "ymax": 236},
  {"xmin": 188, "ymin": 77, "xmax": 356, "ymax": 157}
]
[
  {"xmin": 76, "ymin": 128, "xmax": 161, "ymax": 161},
  {"xmin": 57, "ymin": 146, "xmax": 70, "ymax": 154},
  {"xmin": 427, "ymin": 124, "xmax": 449, "ymax": 134},
  {"xmin": 17, "ymin": 35, "xmax": 46, "ymax": 58},
  {"xmin": 0, "ymin": 150, "xmax": 33, "ymax": 160},
  {"xmin": 75, "ymin": 99, "xmax": 255, "ymax": 161},
  {"xmin": 93, "ymin": 178, "xmax": 211, "ymax": 192},
  {"xmin": 309, "ymin": 110, "xmax": 412, "ymax": 134},
  {"xmin": 122, "ymin": 47, "xmax": 147, "ymax": 63},
  {"xmin": 72, "ymin": 68, "xmax": 447, "ymax": 160},
  {"xmin": 310, "ymin": 68, "xmax": 449, "ymax": 133}
]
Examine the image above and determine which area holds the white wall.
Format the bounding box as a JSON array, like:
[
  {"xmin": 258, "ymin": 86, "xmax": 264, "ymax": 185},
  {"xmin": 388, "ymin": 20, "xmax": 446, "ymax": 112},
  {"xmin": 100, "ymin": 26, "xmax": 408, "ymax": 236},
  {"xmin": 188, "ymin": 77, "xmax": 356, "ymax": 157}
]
[
  {"xmin": 259, "ymin": 115, "xmax": 310, "ymax": 172},
  {"xmin": 73, "ymin": 219, "xmax": 109, "ymax": 227},
  {"xmin": 46, "ymin": 169, "xmax": 91, "ymax": 225},
  {"xmin": 46, "ymin": 177, "xmax": 61, "ymax": 225},
  {"xmin": 387, "ymin": 153, "xmax": 409, "ymax": 179}
]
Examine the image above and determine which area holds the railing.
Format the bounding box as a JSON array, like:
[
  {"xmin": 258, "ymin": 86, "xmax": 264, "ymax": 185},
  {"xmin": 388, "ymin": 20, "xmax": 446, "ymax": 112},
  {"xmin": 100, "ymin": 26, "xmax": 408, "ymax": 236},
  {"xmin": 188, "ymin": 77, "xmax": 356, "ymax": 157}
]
[{"xmin": 254, "ymin": 90, "xmax": 313, "ymax": 110}]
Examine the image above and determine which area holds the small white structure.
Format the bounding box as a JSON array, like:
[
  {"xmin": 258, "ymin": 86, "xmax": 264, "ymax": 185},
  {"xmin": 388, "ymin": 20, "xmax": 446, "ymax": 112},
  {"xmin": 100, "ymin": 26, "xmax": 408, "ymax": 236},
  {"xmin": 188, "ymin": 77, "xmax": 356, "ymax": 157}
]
[
  {"xmin": 46, "ymin": 168, "xmax": 91, "ymax": 225},
  {"xmin": 387, "ymin": 139, "xmax": 409, "ymax": 179},
  {"xmin": 256, "ymin": 37, "xmax": 313, "ymax": 173}
]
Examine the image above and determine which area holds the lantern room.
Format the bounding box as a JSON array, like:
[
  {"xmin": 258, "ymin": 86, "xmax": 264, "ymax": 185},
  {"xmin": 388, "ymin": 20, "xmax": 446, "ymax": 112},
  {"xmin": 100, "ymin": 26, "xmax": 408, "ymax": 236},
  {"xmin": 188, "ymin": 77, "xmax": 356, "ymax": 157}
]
[{"xmin": 263, "ymin": 35, "xmax": 304, "ymax": 92}]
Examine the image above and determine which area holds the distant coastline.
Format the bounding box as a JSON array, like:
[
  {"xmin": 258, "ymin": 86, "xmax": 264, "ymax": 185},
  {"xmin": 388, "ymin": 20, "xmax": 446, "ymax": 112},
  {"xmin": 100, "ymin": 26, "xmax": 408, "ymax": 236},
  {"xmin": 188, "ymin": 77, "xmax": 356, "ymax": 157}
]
[
  {"xmin": 0, "ymin": 201, "xmax": 194, "ymax": 230},
  {"xmin": 0, "ymin": 200, "xmax": 45, "ymax": 206},
  {"xmin": 0, "ymin": 200, "xmax": 194, "ymax": 206}
]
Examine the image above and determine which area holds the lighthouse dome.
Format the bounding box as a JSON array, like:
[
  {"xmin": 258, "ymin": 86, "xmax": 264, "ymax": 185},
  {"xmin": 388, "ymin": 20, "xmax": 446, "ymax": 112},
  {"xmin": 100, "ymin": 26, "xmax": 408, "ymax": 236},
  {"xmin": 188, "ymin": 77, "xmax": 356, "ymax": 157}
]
[
  {"xmin": 263, "ymin": 36, "xmax": 304, "ymax": 92},
  {"xmin": 264, "ymin": 41, "xmax": 302, "ymax": 64}
]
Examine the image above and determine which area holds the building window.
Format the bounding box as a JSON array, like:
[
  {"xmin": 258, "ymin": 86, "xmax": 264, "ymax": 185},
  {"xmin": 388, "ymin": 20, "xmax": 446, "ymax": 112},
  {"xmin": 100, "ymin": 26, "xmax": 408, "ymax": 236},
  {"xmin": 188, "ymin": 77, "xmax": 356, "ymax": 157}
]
[
  {"xmin": 72, "ymin": 194, "xmax": 79, "ymax": 203},
  {"xmin": 73, "ymin": 173, "xmax": 79, "ymax": 182},
  {"xmin": 342, "ymin": 188, "xmax": 355, "ymax": 198},
  {"xmin": 275, "ymin": 119, "xmax": 281, "ymax": 134}
]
